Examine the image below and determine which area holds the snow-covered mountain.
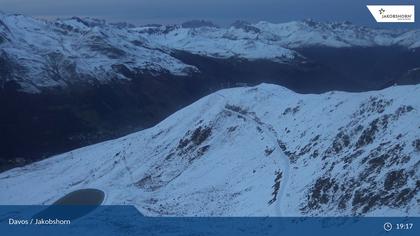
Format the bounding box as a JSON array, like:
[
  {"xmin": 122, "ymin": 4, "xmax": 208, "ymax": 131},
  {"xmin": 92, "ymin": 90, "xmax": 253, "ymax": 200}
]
[
  {"xmin": 1, "ymin": 12, "xmax": 420, "ymax": 93},
  {"xmin": 0, "ymin": 13, "xmax": 197, "ymax": 93},
  {"xmin": 0, "ymin": 83, "xmax": 418, "ymax": 216}
]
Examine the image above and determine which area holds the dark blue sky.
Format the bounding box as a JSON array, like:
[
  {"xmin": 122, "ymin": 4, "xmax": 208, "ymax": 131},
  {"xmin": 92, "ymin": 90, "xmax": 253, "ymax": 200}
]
[{"xmin": 1, "ymin": 0, "xmax": 418, "ymax": 28}]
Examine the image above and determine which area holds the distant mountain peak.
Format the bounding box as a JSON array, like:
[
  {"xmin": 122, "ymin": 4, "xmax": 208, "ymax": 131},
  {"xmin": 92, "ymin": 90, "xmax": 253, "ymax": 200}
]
[
  {"xmin": 69, "ymin": 16, "xmax": 90, "ymax": 26},
  {"xmin": 231, "ymin": 20, "xmax": 251, "ymax": 27},
  {"xmin": 231, "ymin": 20, "xmax": 261, "ymax": 33},
  {"xmin": 181, "ymin": 20, "xmax": 218, "ymax": 28}
]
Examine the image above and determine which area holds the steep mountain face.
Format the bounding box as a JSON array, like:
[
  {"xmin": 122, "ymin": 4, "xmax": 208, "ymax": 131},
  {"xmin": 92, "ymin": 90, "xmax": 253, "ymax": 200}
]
[
  {"xmin": 0, "ymin": 84, "xmax": 418, "ymax": 216},
  {"xmin": 1, "ymin": 12, "xmax": 420, "ymax": 172}
]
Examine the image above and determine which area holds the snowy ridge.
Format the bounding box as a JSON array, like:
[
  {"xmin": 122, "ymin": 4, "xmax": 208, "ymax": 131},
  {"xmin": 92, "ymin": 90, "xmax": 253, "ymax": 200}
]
[{"xmin": 0, "ymin": 83, "xmax": 418, "ymax": 216}]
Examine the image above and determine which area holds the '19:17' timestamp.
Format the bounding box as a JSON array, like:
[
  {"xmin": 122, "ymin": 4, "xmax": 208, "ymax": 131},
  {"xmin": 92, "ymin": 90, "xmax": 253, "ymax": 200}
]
[
  {"xmin": 395, "ymin": 223, "xmax": 414, "ymax": 230},
  {"xmin": 384, "ymin": 222, "xmax": 414, "ymax": 232}
]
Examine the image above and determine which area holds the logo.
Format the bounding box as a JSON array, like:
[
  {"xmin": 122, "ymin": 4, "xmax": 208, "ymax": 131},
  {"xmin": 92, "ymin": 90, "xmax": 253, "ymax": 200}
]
[
  {"xmin": 379, "ymin": 8, "xmax": 385, "ymax": 15},
  {"xmin": 367, "ymin": 5, "xmax": 415, "ymax": 23}
]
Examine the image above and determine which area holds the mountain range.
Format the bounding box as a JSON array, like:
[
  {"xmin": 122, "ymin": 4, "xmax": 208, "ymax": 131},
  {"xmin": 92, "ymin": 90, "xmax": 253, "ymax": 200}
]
[
  {"xmin": 1, "ymin": 13, "xmax": 420, "ymax": 93},
  {"xmin": 1, "ymin": 12, "xmax": 420, "ymax": 173}
]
